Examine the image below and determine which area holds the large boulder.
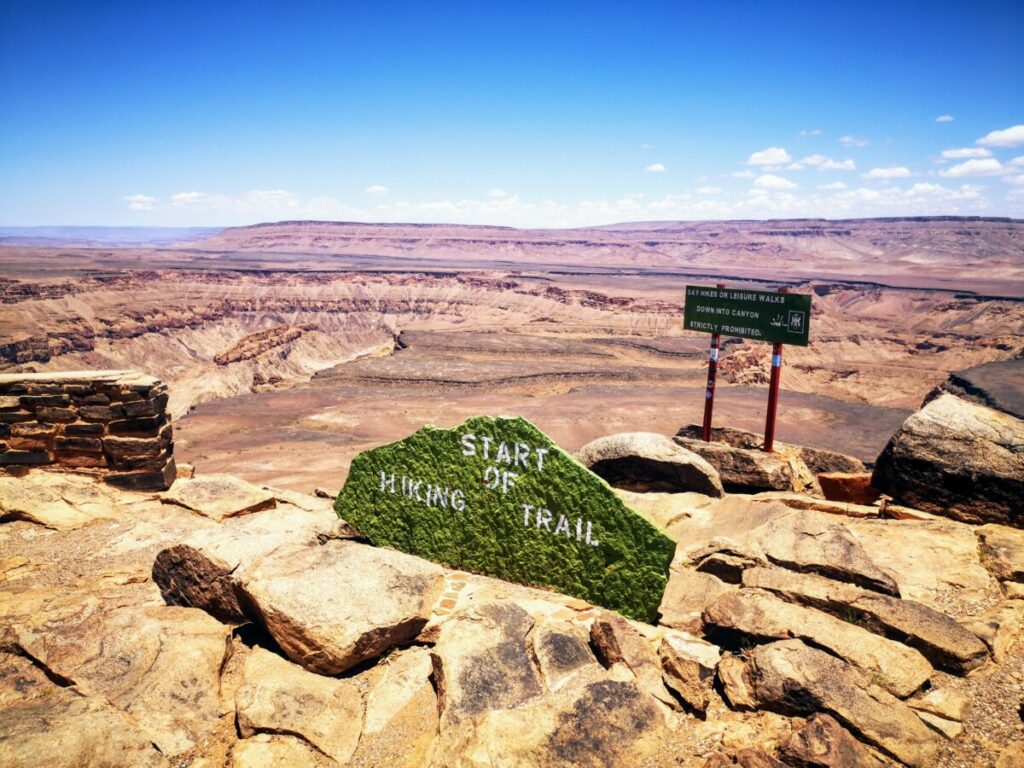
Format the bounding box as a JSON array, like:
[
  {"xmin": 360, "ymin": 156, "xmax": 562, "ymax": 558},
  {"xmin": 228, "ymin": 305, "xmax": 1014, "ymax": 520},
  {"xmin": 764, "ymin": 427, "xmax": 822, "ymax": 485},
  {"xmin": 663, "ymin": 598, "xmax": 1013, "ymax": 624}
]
[
  {"xmin": 703, "ymin": 590, "xmax": 932, "ymax": 698},
  {"xmin": 719, "ymin": 639, "xmax": 938, "ymax": 767},
  {"xmin": 575, "ymin": 432, "xmax": 724, "ymax": 496},
  {"xmin": 237, "ymin": 540, "xmax": 445, "ymax": 674},
  {"xmin": 979, "ymin": 524, "xmax": 1024, "ymax": 583},
  {"xmin": 152, "ymin": 504, "xmax": 343, "ymax": 623},
  {"xmin": 872, "ymin": 394, "xmax": 1024, "ymax": 526}
]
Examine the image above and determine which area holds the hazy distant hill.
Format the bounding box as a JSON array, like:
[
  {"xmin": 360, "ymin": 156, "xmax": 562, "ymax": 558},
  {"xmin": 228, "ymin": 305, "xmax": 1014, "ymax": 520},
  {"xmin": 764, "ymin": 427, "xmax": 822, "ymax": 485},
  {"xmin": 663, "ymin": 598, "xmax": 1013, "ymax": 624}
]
[
  {"xmin": 0, "ymin": 226, "xmax": 223, "ymax": 247},
  {"xmin": 192, "ymin": 217, "xmax": 1024, "ymax": 291}
]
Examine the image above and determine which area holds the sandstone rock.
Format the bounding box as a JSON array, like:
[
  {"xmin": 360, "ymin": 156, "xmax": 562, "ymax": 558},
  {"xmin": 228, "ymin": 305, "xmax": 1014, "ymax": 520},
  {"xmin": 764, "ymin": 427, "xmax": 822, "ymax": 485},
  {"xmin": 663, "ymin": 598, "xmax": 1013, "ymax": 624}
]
[
  {"xmin": 235, "ymin": 646, "xmax": 363, "ymax": 763},
  {"xmin": 722, "ymin": 639, "xmax": 938, "ymax": 767},
  {"xmin": 780, "ymin": 713, "xmax": 888, "ymax": 768},
  {"xmin": 843, "ymin": 515, "xmax": 993, "ymax": 609},
  {"xmin": 915, "ymin": 710, "xmax": 963, "ymax": 739},
  {"xmin": 152, "ymin": 504, "xmax": 339, "ymax": 623},
  {"xmin": 748, "ymin": 491, "xmax": 881, "ymax": 518},
  {"xmin": 238, "ymin": 540, "xmax": 444, "ymax": 674},
  {"xmin": 908, "ymin": 687, "xmax": 970, "ymax": 722},
  {"xmin": 161, "ymin": 474, "xmax": 277, "ymax": 520},
  {"xmin": 352, "ymin": 647, "xmax": 439, "ymax": 768},
  {"xmin": 230, "ymin": 734, "xmax": 329, "ymax": 767},
  {"xmin": 532, "ymin": 620, "xmax": 600, "ymax": 692},
  {"xmin": 658, "ymin": 565, "xmax": 736, "ymax": 632},
  {"xmin": 431, "ymin": 602, "xmax": 545, "ymax": 727},
  {"xmin": 441, "ymin": 665, "xmax": 672, "ymax": 768},
  {"xmin": 660, "ymin": 627, "xmax": 722, "ymax": 676},
  {"xmin": 998, "ymin": 742, "xmax": 1024, "ymax": 768},
  {"xmin": 1006, "ymin": 582, "xmax": 1024, "ymax": 599},
  {"xmin": 659, "ymin": 635, "xmax": 711, "ymax": 713},
  {"xmin": 817, "ymin": 472, "xmax": 879, "ymax": 505},
  {"xmin": 872, "ymin": 394, "xmax": 1024, "ymax": 526},
  {"xmin": 6, "ymin": 603, "xmax": 229, "ymax": 755},
  {"xmin": 0, "ymin": 653, "xmax": 167, "ymax": 768},
  {"xmin": 979, "ymin": 524, "xmax": 1024, "ymax": 582},
  {"xmin": 753, "ymin": 511, "xmax": 899, "ymax": 596},
  {"xmin": 742, "ymin": 566, "xmax": 989, "ymax": 673},
  {"xmin": 589, "ymin": 613, "xmax": 676, "ymax": 708},
  {"xmin": 673, "ymin": 434, "xmax": 798, "ymax": 492},
  {"xmin": 574, "ymin": 431, "xmax": 724, "ymax": 496},
  {"xmin": 703, "ymin": 590, "xmax": 932, "ymax": 698},
  {"xmin": 0, "ymin": 471, "xmax": 124, "ymax": 530},
  {"xmin": 961, "ymin": 600, "xmax": 1024, "ymax": 662},
  {"xmin": 176, "ymin": 461, "xmax": 196, "ymax": 479}
]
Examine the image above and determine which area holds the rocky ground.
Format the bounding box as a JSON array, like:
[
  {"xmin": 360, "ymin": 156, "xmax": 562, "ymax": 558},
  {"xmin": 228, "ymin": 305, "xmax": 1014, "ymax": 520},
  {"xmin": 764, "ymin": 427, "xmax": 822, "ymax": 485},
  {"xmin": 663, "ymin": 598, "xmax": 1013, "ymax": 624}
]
[{"xmin": 1, "ymin": 427, "xmax": 1022, "ymax": 766}]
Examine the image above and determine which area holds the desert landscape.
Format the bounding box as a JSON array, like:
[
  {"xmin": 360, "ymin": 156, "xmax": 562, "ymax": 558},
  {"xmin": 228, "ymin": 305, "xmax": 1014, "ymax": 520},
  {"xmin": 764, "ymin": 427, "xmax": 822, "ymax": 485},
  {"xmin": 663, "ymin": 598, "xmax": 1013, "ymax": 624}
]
[{"xmin": 2, "ymin": 218, "xmax": 1022, "ymax": 490}]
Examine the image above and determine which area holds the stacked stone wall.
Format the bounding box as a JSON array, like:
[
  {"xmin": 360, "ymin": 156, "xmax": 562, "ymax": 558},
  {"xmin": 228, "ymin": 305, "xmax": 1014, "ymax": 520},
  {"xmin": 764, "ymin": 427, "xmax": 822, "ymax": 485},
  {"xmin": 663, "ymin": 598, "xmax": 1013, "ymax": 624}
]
[{"xmin": 0, "ymin": 371, "xmax": 175, "ymax": 490}]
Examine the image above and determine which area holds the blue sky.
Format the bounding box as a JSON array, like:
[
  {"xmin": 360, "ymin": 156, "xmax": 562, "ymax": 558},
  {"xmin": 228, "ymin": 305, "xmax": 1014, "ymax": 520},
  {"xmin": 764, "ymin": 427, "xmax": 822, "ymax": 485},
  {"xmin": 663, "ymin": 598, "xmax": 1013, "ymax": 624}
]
[{"xmin": 1, "ymin": 1, "xmax": 1023, "ymax": 227}]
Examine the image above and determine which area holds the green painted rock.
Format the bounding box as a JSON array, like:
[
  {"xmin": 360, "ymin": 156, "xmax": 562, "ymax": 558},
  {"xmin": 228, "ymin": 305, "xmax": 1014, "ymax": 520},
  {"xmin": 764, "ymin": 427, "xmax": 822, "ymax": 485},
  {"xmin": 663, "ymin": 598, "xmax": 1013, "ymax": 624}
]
[{"xmin": 334, "ymin": 416, "xmax": 676, "ymax": 622}]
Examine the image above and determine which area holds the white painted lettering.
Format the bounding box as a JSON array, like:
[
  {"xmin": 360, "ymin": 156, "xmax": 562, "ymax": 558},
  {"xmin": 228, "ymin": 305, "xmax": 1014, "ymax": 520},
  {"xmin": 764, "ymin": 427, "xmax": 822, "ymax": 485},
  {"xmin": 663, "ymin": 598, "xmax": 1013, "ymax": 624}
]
[
  {"xmin": 451, "ymin": 489, "xmax": 465, "ymax": 512},
  {"xmin": 536, "ymin": 507, "xmax": 553, "ymax": 531},
  {"xmin": 480, "ymin": 435, "xmax": 493, "ymax": 459},
  {"xmin": 502, "ymin": 470, "xmax": 518, "ymax": 493},
  {"xmin": 380, "ymin": 471, "xmax": 396, "ymax": 493},
  {"xmin": 514, "ymin": 442, "xmax": 530, "ymax": 468},
  {"xmin": 461, "ymin": 433, "xmax": 477, "ymax": 456},
  {"xmin": 484, "ymin": 465, "xmax": 501, "ymax": 489},
  {"xmin": 496, "ymin": 441, "xmax": 512, "ymax": 464},
  {"xmin": 535, "ymin": 448, "xmax": 548, "ymax": 471},
  {"xmin": 522, "ymin": 503, "xmax": 534, "ymax": 526},
  {"xmin": 585, "ymin": 521, "xmax": 599, "ymax": 546},
  {"xmin": 554, "ymin": 514, "xmax": 571, "ymax": 537}
]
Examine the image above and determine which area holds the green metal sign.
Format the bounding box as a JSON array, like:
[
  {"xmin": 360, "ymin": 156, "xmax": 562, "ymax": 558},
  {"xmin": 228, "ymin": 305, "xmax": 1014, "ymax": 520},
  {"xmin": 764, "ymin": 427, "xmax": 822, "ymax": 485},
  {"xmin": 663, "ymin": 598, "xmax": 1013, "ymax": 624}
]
[{"xmin": 683, "ymin": 285, "xmax": 812, "ymax": 346}]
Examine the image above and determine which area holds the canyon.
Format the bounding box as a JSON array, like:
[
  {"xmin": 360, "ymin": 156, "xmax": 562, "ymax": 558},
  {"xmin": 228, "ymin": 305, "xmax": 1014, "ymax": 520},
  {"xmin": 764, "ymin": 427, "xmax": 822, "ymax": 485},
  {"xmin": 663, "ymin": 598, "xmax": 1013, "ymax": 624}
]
[{"xmin": 0, "ymin": 217, "xmax": 1021, "ymax": 492}]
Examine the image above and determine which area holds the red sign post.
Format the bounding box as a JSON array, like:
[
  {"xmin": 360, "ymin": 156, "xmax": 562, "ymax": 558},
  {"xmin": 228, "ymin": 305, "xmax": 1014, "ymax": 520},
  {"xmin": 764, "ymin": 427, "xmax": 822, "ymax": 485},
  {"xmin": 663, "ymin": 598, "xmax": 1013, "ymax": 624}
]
[
  {"xmin": 701, "ymin": 283, "xmax": 726, "ymax": 442},
  {"xmin": 684, "ymin": 284, "xmax": 809, "ymax": 453}
]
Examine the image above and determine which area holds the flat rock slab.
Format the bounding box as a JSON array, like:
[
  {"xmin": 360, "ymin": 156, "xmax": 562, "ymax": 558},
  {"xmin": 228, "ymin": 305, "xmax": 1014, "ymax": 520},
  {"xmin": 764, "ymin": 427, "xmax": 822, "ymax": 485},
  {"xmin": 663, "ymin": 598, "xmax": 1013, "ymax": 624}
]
[
  {"xmin": 335, "ymin": 415, "xmax": 677, "ymax": 621},
  {"xmin": 161, "ymin": 474, "xmax": 277, "ymax": 520},
  {"xmin": 742, "ymin": 566, "xmax": 989, "ymax": 673},
  {"xmin": 979, "ymin": 524, "xmax": 1024, "ymax": 583},
  {"xmin": 575, "ymin": 431, "xmax": 724, "ymax": 496},
  {"xmin": 237, "ymin": 539, "xmax": 445, "ymax": 674},
  {"xmin": 723, "ymin": 639, "xmax": 938, "ymax": 768},
  {"xmin": 703, "ymin": 590, "xmax": 932, "ymax": 698},
  {"xmin": 781, "ymin": 713, "xmax": 888, "ymax": 768},
  {"xmin": 0, "ymin": 653, "xmax": 168, "ymax": 768},
  {"xmin": 0, "ymin": 471, "xmax": 126, "ymax": 530},
  {"xmin": 235, "ymin": 647, "xmax": 364, "ymax": 764},
  {"xmin": 938, "ymin": 358, "xmax": 1024, "ymax": 421},
  {"xmin": 872, "ymin": 394, "xmax": 1024, "ymax": 526},
  {"xmin": 5, "ymin": 602, "xmax": 229, "ymax": 756}
]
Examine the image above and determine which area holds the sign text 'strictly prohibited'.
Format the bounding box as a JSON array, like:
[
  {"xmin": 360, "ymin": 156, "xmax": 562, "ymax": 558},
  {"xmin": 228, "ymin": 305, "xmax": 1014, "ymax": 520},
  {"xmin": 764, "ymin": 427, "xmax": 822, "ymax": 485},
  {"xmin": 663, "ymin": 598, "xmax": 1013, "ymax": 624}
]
[{"xmin": 683, "ymin": 285, "xmax": 812, "ymax": 347}]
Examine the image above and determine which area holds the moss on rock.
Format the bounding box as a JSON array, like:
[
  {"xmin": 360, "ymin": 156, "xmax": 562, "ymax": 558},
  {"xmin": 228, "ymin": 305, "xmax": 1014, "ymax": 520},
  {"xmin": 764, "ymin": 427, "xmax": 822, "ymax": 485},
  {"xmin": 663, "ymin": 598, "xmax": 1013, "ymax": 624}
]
[{"xmin": 334, "ymin": 416, "xmax": 676, "ymax": 622}]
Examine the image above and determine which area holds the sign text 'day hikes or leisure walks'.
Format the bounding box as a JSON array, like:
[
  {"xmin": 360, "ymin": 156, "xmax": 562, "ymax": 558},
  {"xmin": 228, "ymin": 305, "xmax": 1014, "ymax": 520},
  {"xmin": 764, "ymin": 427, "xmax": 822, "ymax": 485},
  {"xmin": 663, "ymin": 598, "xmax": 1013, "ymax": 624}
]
[
  {"xmin": 334, "ymin": 415, "xmax": 677, "ymax": 622},
  {"xmin": 683, "ymin": 285, "xmax": 812, "ymax": 346}
]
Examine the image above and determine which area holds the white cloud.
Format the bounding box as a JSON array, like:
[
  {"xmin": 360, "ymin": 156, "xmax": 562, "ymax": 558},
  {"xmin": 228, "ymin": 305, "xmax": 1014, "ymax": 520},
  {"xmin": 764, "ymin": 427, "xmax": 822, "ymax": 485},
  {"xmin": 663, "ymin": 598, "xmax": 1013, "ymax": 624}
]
[
  {"xmin": 1009, "ymin": 156, "xmax": 1024, "ymax": 167},
  {"xmin": 730, "ymin": 169, "xmax": 756, "ymax": 179},
  {"xmin": 863, "ymin": 166, "xmax": 912, "ymax": 179},
  {"xmin": 839, "ymin": 135, "xmax": 870, "ymax": 147},
  {"xmin": 365, "ymin": 185, "xmax": 389, "ymax": 195},
  {"xmin": 905, "ymin": 182, "xmax": 982, "ymax": 199},
  {"xmin": 746, "ymin": 147, "xmax": 791, "ymax": 166},
  {"xmin": 818, "ymin": 182, "xmax": 847, "ymax": 190},
  {"xmin": 935, "ymin": 115, "xmax": 955, "ymax": 123},
  {"xmin": 801, "ymin": 154, "xmax": 855, "ymax": 171},
  {"xmin": 640, "ymin": 143, "xmax": 652, "ymax": 149},
  {"xmin": 1005, "ymin": 174, "xmax": 1024, "ymax": 187},
  {"xmin": 940, "ymin": 147, "xmax": 992, "ymax": 159},
  {"xmin": 695, "ymin": 186, "xmax": 721, "ymax": 194},
  {"xmin": 645, "ymin": 163, "xmax": 666, "ymax": 172},
  {"xmin": 486, "ymin": 188, "xmax": 508, "ymax": 198},
  {"xmin": 124, "ymin": 194, "xmax": 157, "ymax": 211},
  {"xmin": 754, "ymin": 174, "xmax": 797, "ymax": 190},
  {"xmin": 977, "ymin": 124, "xmax": 1024, "ymax": 148},
  {"xmin": 171, "ymin": 191, "xmax": 209, "ymax": 205},
  {"xmin": 939, "ymin": 158, "xmax": 1005, "ymax": 178},
  {"xmin": 799, "ymin": 129, "xmax": 823, "ymax": 136}
]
